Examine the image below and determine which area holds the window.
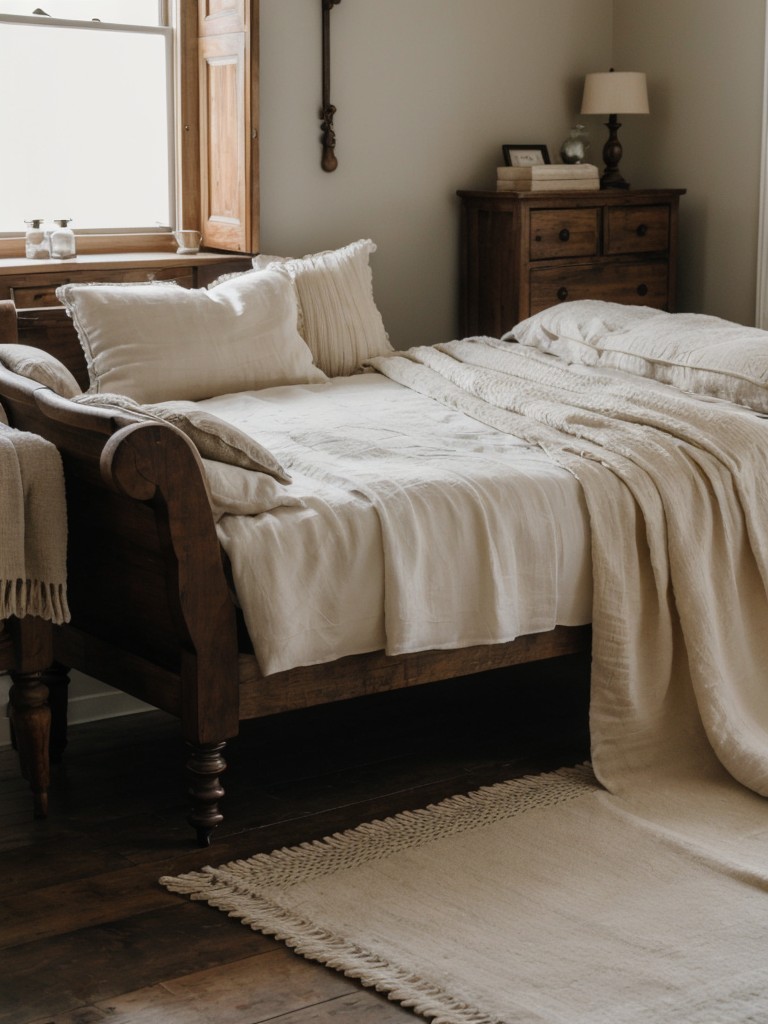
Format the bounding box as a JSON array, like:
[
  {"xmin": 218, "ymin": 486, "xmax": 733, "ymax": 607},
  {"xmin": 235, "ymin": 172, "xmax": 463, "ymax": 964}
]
[
  {"xmin": 0, "ymin": 3, "xmax": 172, "ymax": 235},
  {"xmin": 0, "ymin": 0, "xmax": 258, "ymax": 256}
]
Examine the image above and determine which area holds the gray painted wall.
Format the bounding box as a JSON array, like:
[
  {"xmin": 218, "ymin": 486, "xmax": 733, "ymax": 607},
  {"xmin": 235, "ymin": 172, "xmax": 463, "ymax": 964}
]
[
  {"xmin": 612, "ymin": 0, "xmax": 766, "ymax": 325},
  {"xmin": 259, "ymin": 0, "xmax": 613, "ymax": 349},
  {"xmin": 260, "ymin": 0, "xmax": 767, "ymax": 338}
]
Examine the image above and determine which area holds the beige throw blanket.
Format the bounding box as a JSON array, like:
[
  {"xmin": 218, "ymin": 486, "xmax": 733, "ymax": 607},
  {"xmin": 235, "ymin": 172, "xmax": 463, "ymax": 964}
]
[
  {"xmin": 0, "ymin": 419, "xmax": 69, "ymax": 624},
  {"xmin": 369, "ymin": 338, "xmax": 768, "ymax": 800}
]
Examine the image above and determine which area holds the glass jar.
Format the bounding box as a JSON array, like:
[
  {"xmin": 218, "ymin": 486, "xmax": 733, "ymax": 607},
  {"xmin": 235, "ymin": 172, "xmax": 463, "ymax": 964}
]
[
  {"xmin": 24, "ymin": 219, "xmax": 50, "ymax": 259},
  {"xmin": 560, "ymin": 124, "xmax": 591, "ymax": 165},
  {"xmin": 50, "ymin": 219, "xmax": 76, "ymax": 260}
]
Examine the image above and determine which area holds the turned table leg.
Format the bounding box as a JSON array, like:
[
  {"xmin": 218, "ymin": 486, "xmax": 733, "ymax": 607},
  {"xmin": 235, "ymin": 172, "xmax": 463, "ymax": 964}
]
[
  {"xmin": 45, "ymin": 662, "xmax": 71, "ymax": 763},
  {"xmin": 6, "ymin": 616, "xmax": 53, "ymax": 818},
  {"xmin": 8, "ymin": 667, "xmax": 51, "ymax": 818}
]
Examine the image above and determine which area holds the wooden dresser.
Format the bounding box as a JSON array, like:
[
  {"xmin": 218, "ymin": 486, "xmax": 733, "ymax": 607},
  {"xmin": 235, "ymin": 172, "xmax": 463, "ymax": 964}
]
[
  {"xmin": 457, "ymin": 188, "xmax": 685, "ymax": 338},
  {"xmin": 0, "ymin": 251, "xmax": 253, "ymax": 390}
]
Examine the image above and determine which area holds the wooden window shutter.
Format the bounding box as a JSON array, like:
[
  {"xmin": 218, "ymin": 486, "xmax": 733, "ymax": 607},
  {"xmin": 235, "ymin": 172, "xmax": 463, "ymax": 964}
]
[{"xmin": 197, "ymin": 0, "xmax": 259, "ymax": 253}]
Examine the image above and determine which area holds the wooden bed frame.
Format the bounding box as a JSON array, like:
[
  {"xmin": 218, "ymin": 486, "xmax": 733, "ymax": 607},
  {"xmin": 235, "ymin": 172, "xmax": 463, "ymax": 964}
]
[{"xmin": 0, "ymin": 299, "xmax": 590, "ymax": 844}]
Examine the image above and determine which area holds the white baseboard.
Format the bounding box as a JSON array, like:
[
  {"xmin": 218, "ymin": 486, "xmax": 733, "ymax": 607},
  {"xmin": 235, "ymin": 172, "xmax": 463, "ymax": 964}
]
[{"xmin": 0, "ymin": 669, "xmax": 152, "ymax": 747}]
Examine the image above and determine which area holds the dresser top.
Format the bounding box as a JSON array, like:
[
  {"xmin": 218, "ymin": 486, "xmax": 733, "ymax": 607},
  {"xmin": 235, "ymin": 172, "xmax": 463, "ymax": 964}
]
[{"xmin": 457, "ymin": 188, "xmax": 686, "ymax": 205}]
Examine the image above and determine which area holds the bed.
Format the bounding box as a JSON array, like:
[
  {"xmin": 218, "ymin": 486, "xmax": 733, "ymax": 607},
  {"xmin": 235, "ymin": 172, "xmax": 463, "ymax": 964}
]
[{"xmin": 2, "ymin": 239, "xmax": 768, "ymax": 842}]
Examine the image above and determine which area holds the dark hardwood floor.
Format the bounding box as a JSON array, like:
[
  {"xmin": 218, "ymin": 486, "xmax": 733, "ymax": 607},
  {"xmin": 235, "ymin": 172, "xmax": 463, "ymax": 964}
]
[{"xmin": 1, "ymin": 653, "xmax": 590, "ymax": 1024}]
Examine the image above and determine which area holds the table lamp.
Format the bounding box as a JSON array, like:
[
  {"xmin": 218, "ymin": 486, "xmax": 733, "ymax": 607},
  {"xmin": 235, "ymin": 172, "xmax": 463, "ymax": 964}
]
[{"xmin": 581, "ymin": 70, "xmax": 649, "ymax": 189}]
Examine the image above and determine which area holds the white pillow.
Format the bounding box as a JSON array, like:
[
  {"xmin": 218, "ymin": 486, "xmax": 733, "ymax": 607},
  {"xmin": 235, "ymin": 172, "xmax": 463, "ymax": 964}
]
[
  {"xmin": 505, "ymin": 300, "xmax": 768, "ymax": 413},
  {"xmin": 504, "ymin": 300, "xmax": 668, "ymax": 359},
  {"xmin": 253, "ymin": 239, "xmax": 392, "ymax": 377},
  {"xmin": 57, "ymin": 270, "xmax": 326, "ymax": 403},
  {"xmin": 73, "ymin": 392, "xmax": 291, "ymax": 481},
  {"xmin": 593, "ymin": 314, "xmax": 768, "ymax": 412},
  {"xmin": 201, "ymin": 459, "xmax": 304, "ymax": 522}
]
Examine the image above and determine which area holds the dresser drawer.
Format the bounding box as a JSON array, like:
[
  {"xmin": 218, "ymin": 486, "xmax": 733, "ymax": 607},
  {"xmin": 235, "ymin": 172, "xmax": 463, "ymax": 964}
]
[
  {"xmin": 10, "ymin": 266, "xmax": 195, "ymax": 309},
  {"xmin": 604, "ymin": 205, "xmax": 670, "ymax": 255},
  {"xmin": 529, "ymin": 260, "xmax": 669, "ymax": 314},
  {"xmin": 529, "ymin": 208, "xmax": 599, "ymax": 260}
]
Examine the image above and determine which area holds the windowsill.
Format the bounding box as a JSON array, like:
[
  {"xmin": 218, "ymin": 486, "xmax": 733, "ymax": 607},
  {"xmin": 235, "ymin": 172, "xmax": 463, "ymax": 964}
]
[{"xmin": 0, "ymin": 250, "xmax": 253, "ymax": 279}]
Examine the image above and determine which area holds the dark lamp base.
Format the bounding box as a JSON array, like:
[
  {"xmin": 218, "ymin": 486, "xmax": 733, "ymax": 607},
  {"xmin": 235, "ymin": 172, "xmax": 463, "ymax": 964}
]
[{"xmin": 599, "ymin": 114, "xmax": 630, "ymax": 190}]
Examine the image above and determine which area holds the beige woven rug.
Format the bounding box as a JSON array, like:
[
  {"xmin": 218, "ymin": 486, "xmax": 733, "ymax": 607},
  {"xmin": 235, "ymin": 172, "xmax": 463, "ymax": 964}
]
[{"xmin": 161, "ymin": 764, "xmax": 768, "ymax": 1024}]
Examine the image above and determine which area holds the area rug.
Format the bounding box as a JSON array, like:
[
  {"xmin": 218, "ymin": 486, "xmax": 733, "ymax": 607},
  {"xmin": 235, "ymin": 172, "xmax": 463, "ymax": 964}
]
[{"xmin": 161, "ymin": 764, "xmax": 768, "ymax": 1024}]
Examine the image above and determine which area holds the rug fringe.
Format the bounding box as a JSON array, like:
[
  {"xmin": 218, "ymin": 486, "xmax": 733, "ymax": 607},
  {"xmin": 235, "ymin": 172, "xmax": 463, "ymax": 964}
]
[
  {"xmin": 166, "ymin": 887, "xmax": 504, "ymax": 1023},
  {"xmin": 162, "ymin": 763, "xmax": 597, "ymax": 895}
]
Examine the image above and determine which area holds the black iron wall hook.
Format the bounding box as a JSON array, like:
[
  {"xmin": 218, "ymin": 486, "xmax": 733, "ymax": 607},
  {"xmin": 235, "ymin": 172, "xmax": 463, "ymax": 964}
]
[{"xmin": 320, "ymin": 0, "xmax": 341, "ymax": 172}]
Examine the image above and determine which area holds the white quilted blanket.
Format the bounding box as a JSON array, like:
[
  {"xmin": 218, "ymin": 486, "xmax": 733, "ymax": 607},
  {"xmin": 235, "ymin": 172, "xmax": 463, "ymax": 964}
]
[{"xmin": 368, "ymin": 338, "xmax": 768, "ymax": 798}]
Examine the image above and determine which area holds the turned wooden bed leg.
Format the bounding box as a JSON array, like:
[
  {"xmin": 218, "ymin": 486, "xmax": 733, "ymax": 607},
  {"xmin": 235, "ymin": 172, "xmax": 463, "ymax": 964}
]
[
  {"xmin": 45, "ymin": 662, "xmax": 70, "ymax": 764},
  {"xmin": 6, "ymin": 616, "xmax": 54, "ymax": 819},
  {"xmin": 8, "ymin": 667, "xmax": 51, "ymax": 818},
  {"xmin": 186, "ymin": 741, "xmax": 227, "ymax": 846}
]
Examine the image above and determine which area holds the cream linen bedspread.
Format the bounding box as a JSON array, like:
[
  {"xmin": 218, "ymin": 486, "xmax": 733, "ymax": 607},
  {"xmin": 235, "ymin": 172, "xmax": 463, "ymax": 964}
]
[
  {"xmin": 367, "ymin": 338, "xmax": 768, "ymax": 799},
  {"xmin": 199, "ymin": 375, "xmax": 592, "ymax": 677}
]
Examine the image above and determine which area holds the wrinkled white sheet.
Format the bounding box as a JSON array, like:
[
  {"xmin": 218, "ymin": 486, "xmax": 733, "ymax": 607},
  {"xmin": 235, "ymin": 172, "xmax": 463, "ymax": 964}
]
[{"xmin": 198, "ymin": 375, "xmax": 592, "ymax": 676}]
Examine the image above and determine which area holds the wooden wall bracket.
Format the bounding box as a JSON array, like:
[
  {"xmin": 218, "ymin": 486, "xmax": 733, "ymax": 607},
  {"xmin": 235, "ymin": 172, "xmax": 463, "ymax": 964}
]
[{"xmin": 320, "ymin": 0, "xmax": 341, "ymax": 172}]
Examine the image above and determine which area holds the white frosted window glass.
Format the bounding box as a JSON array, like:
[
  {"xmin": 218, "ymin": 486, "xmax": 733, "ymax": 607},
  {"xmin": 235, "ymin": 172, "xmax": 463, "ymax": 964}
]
[
  {"xmin": 0, "ymin": 21, "xmax": 170, "ymax": 231},
  {"xmin": 0, "ymin": 3, "xmax": 159, "ymax": 26}
]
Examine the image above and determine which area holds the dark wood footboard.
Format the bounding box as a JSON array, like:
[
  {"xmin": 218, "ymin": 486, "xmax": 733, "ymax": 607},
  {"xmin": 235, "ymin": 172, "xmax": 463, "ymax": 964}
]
[{"xmin": 0, "ymin": 299, "xmax": 591, "ymax": 844}]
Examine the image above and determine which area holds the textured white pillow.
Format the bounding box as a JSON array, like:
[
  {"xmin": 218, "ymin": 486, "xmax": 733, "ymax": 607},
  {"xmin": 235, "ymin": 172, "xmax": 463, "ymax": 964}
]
[
  {"xmin": 506, "ymin": 300, "xmax": 768, "ymax": 413},
  {"xmin": 57, "ymin": 270, "xmax": 326, "ymax": 403},
  {"xmin": 594, "ymin": 314, "xmax": 768, "ymax": 412},
  {"xmin": 503, "ymin": 300, "xmax": 667, "ymax": 359},
  {"xmin": 201, "ymin": 459, "xmax": 304, "ymax": 522},
  {"xmin": 253, "ymin": 239, "xmax": 392, "ymax": 377},
  {"xmin": 73, "ymin": 392, "xmax": 291, "ymax": 481}
]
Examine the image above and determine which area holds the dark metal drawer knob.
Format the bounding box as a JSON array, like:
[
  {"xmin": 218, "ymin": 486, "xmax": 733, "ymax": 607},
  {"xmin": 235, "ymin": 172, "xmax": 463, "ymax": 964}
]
[
  {"xmin": 637, "ymin": 283, "xmax": 649, "ymax": 297},
  {"xmin": 557, "ymin": 286, "xmax": 569, "ymax": 301},
  {"xmin": 559, "ymin": 228, "xmax": 570, "ymax": 242},
  {"xmin": 636, "ymin": 224, "xmax": 648, "ymax": 237}
]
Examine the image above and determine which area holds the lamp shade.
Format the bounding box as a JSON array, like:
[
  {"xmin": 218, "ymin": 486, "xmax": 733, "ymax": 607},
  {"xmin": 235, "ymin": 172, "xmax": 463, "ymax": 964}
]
[{"xmin": 581, "ymin": 71, "xmax": 649, "ymax": 115}]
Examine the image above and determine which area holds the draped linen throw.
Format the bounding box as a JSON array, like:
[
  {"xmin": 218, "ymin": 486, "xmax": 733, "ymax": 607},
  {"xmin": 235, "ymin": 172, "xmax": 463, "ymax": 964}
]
[
  {"xmin": 0, "ymin": 419, "xmax": 69, "ymax": 624},
  {"xmin": 368, "ymin": 339, "xmax": 768, "ymax": 798}
]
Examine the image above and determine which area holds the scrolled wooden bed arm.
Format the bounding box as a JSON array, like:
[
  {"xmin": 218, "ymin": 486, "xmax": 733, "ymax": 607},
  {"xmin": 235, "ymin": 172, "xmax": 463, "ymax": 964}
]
[{"xmin": 99, "ymin": 418, "xmax": 240, "ymax": 736}]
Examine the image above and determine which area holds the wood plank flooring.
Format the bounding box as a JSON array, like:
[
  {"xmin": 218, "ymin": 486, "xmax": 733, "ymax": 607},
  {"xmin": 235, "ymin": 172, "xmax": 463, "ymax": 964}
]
[{"xmin": 1, "ymin": 653, "xmax": 590, "ymax": 1024}]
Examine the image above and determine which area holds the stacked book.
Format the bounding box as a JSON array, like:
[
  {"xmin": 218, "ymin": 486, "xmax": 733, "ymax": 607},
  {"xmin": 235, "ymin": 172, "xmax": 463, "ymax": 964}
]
[{"xmin": 497, "ymin": 163, "xmax": 600, "ymax": 192}]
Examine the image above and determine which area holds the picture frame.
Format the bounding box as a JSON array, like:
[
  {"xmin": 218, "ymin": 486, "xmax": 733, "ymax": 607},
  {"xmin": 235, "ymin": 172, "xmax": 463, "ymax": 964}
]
[{"xmin": 502, "ymin": 144, "xmax": 551, "ymax": 167}]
